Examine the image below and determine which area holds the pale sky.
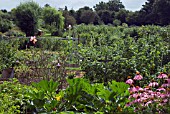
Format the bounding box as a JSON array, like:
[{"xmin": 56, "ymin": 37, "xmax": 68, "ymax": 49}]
[{"xmin": 0, "ymin": 0, "xmax": 147, "ymax": 11}]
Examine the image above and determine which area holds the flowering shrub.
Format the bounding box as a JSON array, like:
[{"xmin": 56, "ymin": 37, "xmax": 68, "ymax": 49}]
[{"xmin": 126, "ymin": 72, "xmax": 170, "ymax": 113}]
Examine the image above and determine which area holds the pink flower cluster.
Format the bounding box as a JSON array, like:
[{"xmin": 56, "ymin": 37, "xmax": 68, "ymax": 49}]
[
  {"xmin": 126, "ymin": 73, "xmax": 143, "ymax": 85},
  {"xmin": 125, "ymin": 73, "xmax": 170, "ymax": 112}
]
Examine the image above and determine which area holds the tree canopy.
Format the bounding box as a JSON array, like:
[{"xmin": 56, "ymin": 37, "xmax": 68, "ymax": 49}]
[
  {"xmin": 94, "ymin": 0, "xmax": 124, "ymax": 12},
  {"xmin": 15, "ymin": 1, "xmax": 41, "ymax": 36},
  {"xmin": 0, "ymin": 11, "xmax": 12, "ymax": 33},
  {"xmin": 139, "ymin": 0, "xmax": 170, "ymax": 25},
  {"xmin": 42, "ymin": 6, "xmax": 64, "ymax": 35}
]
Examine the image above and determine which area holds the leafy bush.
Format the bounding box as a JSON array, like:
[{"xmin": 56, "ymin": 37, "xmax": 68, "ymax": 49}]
[
  {"xmin": 4, "ymin": 30, "xmax": 25, "ymax": 37},
  {"xmin": 27, "ymin": 80, "xmax": 63, "ymax": 113},
  {"xmin": 0, "ymin": 40, "xmax": 18, "ymax": 71},
  {"xmin": 16, "ymin": 37, "xmax": 67, "ymax": 51},
  {"xmin": 63, "ymin": 78, "xmax": 130, "ymax": 113},
  {"xmin": 0, "ymin": 18, "xmax": 12, "ymax": 33},
  {"xmin": 23, "ymin": 78, "xmax": 130, "ymax": 113},
  {"xmin": 0, "ymin": 79, "xmax": 32, "ymax": 113}
]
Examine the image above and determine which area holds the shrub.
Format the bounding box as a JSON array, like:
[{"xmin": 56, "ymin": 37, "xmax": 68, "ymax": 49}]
[
  {"xmin": 0, "ymin": 40, "xmax": 18, "ymax": 71},
  {"xmin": 0, "ymin": 79, "xmax": 32, "ymax": 113}
]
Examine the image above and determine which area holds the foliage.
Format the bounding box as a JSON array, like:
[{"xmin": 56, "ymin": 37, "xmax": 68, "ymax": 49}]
[
  {"xmin": 0, "ymin": 40, "xmax": 18, "ymax": 71},
  {"xmin": 14, "ymin": 47, "xmax": 68, "ymax": 85},
  {"xmin": 42, "ymin": 6, "xmax": 64, "ymax": 35},
  {"xmin": 94, "ymin": 0, "xmax": 124, "ymax": 12},
  {"xmin": 63, "ymin": 13, "xmax": 76, "ymax": 28},
  {"xmin": 0, "ymin": 78, "xmax": 130, "ymax": 113},
  {"xmin": 4, "ymin": 29, "xmax": 25, "ymax": 37},
  {"xmin": 15, "ymin": 1, "xmax": 41, "ymax": 36},
  {"xmin": 97, "ymin": 10, "xmax": 113, "ymax": 24},
  {"xmin": 113, "ymin": 19, "xmax": 121, "ymax": 26},
  {"xmin": 140, "ymin": 0, "xmax": 170, "ymax": 25},
  {"xmin": 17, "ymin": 37, "xmax": 67, "ymax": 51},
  {"xmin": 0, "ymin": 11, "xmax": 12, "ymax": 33},
  {"xmin": 70, "ymin": 25, "xmax": 170, "ymax": 83},
  {"xmin": 80, "ymin": 10, "xmax": 97, "ymax": 24},
  {"xmin": 0, "ymin": 79, "xmax": 32, "ymax": 114},
  {"xmin": 0, "ymin": 24, "xmax": 169, "ymax": 113},
  {"xmin": 63, "ymin": 78, "xmax": 130, "ymax": 113},
  {"xmin": 27, "ymin": 79, "xmax": 63, "ymax": 113},
  {"xmin": 115, "ymin": 9, "xmax": 129, "ymax": 24},
  {"xmin": 75, "ymin": 6, "xmax": 93, "ymax": 24}
]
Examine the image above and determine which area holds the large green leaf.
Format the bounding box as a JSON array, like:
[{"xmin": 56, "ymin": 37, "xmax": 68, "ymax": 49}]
[{"xmin": 109, "ymin": 80, "xmax": 129, "ymax": 95}]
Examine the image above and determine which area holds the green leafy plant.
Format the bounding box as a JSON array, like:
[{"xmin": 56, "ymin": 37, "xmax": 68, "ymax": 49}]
[
  {"xmin": 0, "ymin": 79, "xmax": 32, "ymax": 113},
  {"xmin": 0, "ymin": 40, "xmax": 18, "ymax": 71},
  {"xmin": 27, "ymin": 79, "xmax": 64, "ymax": 113},
  {"xmin": 63, "ymin": 78, "xmax": 130, "ymax": 113}
]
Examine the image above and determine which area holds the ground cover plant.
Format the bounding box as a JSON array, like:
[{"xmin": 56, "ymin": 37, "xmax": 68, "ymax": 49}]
[{"xmin": 0, "ymin": 79, "xmax": 32, "ymax": 114}]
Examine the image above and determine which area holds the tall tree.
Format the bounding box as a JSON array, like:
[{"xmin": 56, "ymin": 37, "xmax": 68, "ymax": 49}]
[
  {"xmin": 126, "ymin": 11, "xmax": 140, "ymax": 26},
  {"xmin": 139, "ymin": 0, "xmax": 170, "ymax": 25},
  {"xmin": 80, "ymin": 10, "xmax": 97, "ymax": 24},
  {"xmin": 0, "ymin": 11, "xmax": 12, "ymax": 33},
  {"xmin": 42, "ymin": 6, "xmax": 64, "ymax": 35},
  {"xmin": 63, "ymin": 10, "xmax": 76, "ymax": 28},
  {"xmin": 93, "ymin": 1, "xmax": 107, "ymax": 11},
  {"xmin": 64, "ymin": 15, "xmax": 76, "ymax": 27},
  {"xmin": 115, "ymin": 9, "xmax": 129, "ymax": 24},
  {"xmin": 15, "ymin": 1, "xmax": 41, "ymax": 36},
  {"xmin": 152, "ymin": 0, "xmax": 170, "ymax": 25},
  {"xmin": 69, "ymin": 9, "xmax": 76, "ymax": 18},
  {"xmin": 97, "ymin": 10, "xmax": 113, "ymax": 24},
  {"xmin": 76, "ymin": 6, "xmax": 93, "ymax": 24},
  {"xmin": 94, "ymin": 0, "xmax": 124, "ymax": 12},
  {"xmin": 139, "ymin": 0, "xmax": 156, "ymax": 24}
]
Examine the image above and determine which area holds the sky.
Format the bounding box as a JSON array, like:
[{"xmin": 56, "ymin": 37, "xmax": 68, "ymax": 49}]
[{"xmin": 0, "ymin": 0, "xmax": 147, "ymax": 11}]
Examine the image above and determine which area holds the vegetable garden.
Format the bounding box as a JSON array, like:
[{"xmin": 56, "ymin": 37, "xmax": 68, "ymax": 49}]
[{"xmin": 0, "ymin": 25, "xmax": 170, "ymax": 113}]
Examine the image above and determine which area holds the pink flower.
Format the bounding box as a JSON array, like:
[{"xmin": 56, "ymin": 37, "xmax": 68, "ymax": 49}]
[
  {"xmin": 144, "ymin": 86, "xmax": 151, "ymax": 91},
  {"xmin": 148, "ymin": 82, "xmax": 159, "ymax": 87},
  {"xmin": 157, "ymin": 87, "xmax": 166, "ymax": 92},
  {"xmin": 157, "ymin": 73, "xmax": 168, "ymax": 78},
  {"xmin": 131, "ymin": 93, "xmax": 140, "ymax": 98},
  {"xmin": 145, "ymin": 101, "xmax": 153, "ymax": 106},
  {"xmin": 129, "ymin": 86, "xmax": 139, "ymax": 92},
  {"xmin": 133, "ymin": 74, "xmax": 143, "ymax": 80},
  {"xmin": 159, "ymin": 94, "xmax": 166, "ymax": 98},
  {"xmin": 162, "ymin": 83, "xmax": 169, "ymax": 87},
  {"xmin": 163, "ymin": 99, "xmax": 168, "ymax": 103},
  {"xmin": 165, "ymin": 79, "xmax": 170, "ymax": 84},
  {"xmin": 141, "ymin": 93, "xmax": 150, "ymax": 98},
  {"xmin": 126, "ymin": 102, "xmax": 133, "ymax": 107},
  {"xmin": 126, "ymin": 79, "xmax": 134, "ymax": 85},
  {"xmin": 162, "ymin": 79, "xmax": 170, "ymax": 87},
  {"xmin": 134, "ymin": 86, "xmax": 144, "ymax": 92}
]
